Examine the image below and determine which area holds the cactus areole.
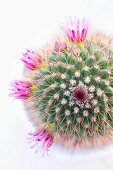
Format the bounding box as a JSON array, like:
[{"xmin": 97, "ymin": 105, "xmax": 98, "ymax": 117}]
[{"xmin": 10, "ymin": 17, "xmax": 113, "ymax": 155}]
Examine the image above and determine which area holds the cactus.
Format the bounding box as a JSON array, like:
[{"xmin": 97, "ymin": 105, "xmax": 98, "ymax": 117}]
[{"xmin": 10, "ymin": 17, "xmax": 113, "ymax": 154}]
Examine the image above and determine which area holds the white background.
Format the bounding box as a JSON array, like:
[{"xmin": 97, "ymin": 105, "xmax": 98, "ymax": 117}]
[{"xmin": 1, "ymin": 0, "xmax": 113, "ymax": 170}]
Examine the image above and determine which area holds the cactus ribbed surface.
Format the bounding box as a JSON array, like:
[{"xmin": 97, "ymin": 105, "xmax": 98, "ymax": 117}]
[{"xmin": 31, "ymin": 36, "xmax": 113, "ymax": 142}]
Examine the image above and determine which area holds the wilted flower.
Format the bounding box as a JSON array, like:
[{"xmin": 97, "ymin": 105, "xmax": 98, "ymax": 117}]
[
  {"xmin": 69, "ymin": 47, "xmax": 77, "ymax": 55},
  {"xmin": 54, "ymin": 40, "xmax": 67, "ymax": 52},
  {"xmin": 10, "ymin": 80, "xmax": 31, "ymax": 99},
  {"xmin": 21, "ymin": 49, "xmax": 42, "ymax": 69}
]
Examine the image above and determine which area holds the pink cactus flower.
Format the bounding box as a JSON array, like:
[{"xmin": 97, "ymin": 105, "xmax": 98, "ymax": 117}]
[
  {"xmin": 28, "ymin": 129, "xmax": 54, "ymax": 155},
  {"xmin": 21, "ymin": 49, "xmax": 42, "ymax": 69},
  {"xmin": 54, "ymin": 40, "xmax": 67, "ymax": 52},
  {"xmin": 10, "ymin": 80, "xmax": 31, "ymax": 99},
  {"xmin": 63, "ymin": 17, "xmax": 88, "ymax": 43}
]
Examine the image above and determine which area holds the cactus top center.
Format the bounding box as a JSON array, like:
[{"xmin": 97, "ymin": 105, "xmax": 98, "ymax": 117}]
[{"xmin": 70, "ymin": 84, "xmax": 91, "ymax": 107}]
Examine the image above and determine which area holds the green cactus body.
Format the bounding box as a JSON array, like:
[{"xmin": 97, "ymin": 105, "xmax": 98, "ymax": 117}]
[{"xmin": 29, "ymin": 34, "xmax": 113, "ymax": 147}]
